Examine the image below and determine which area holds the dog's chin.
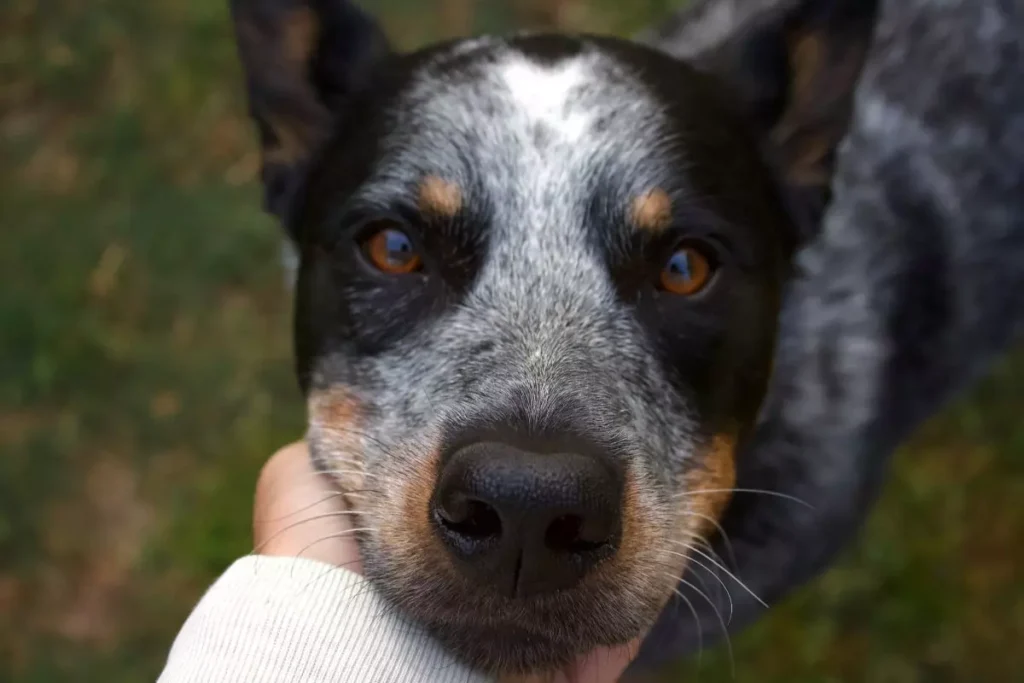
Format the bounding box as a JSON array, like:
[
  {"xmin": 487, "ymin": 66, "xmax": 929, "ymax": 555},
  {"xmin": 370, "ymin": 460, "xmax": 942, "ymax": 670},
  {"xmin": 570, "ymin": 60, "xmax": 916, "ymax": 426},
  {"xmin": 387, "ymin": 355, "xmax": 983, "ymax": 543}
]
[
  {"xmin": 427, "ymin": 621, "xmax": 591, "ymax": 675},
  {"xmin": 370, "ymin": 570, "xmax": 662, "ymax": 676}
]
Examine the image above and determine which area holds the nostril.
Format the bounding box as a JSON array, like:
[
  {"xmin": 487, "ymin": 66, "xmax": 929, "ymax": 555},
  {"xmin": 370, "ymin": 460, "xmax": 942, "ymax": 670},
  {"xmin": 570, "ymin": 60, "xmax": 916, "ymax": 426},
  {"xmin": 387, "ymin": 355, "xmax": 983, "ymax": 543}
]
[
  {"xmin": 544, "ymin": 514, "xmax": 610, "ymax": 554},
  {"xmin": 437, "ymin": 498, "xmax": 502, "ymax": 540}
]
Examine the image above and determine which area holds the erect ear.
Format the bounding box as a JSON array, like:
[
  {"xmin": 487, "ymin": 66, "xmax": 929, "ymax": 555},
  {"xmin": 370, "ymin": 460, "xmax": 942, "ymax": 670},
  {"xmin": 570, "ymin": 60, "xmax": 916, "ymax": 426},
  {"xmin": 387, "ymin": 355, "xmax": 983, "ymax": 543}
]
[
  {"xmin": 638, "ymin": 0, "xmax": 879, "ymax": 233},
  {"xmin": 230, "ymin": 0, "xmax": 391, "ymax": 232}
]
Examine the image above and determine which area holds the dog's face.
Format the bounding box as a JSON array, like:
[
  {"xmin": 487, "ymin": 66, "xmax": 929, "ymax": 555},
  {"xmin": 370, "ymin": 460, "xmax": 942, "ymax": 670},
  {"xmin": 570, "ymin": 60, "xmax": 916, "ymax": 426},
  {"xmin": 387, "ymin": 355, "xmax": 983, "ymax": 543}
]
[
  {"xmin": 231, "ymin": 0, "xmax": 861, "ymax": 675},
  {"xmin": 300, "ymin": 35, "xmax": 792, "ymax": 672}
]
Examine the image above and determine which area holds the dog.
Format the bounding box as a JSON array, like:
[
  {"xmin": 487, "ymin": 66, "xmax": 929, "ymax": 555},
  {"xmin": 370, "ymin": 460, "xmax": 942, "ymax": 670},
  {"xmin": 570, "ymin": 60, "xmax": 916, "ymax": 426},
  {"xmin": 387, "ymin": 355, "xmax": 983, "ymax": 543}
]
[
  {"xmin": 633, "ymin": 0, "xmax": 1024, "ymax": 671},
  {"xmin": 228, "ymin": 0, "xmax": 1024, "ymax": 676}
]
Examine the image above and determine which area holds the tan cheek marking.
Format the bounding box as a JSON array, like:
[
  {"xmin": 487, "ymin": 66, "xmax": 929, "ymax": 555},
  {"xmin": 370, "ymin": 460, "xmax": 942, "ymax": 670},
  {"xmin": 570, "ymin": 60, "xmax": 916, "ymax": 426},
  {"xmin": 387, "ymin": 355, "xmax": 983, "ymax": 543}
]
[
  {"xmin": 418, "ymin": 175, "xmax": 463, "ymax": 218},
  {"xmin": 612, "ymin": 470, "xmax": 646, "ymax": 568},
  {"xmin": 684, "ymin": 433, "xmax": 738, "ymax": 537},
  {"xmin": 589, "ymin": 467, "xmax": 657, "ymax": 591},
  {"xmin": 591, "ymin": 466, "xmax": 688, "ymax": 620},
  {"xmin": 385, "ymin": 448, "xmax": 454, "ymax": 576},
  {"xmin": 630, "ymin": 188, "xmax": 672, "ymax": 234},
  {"xmin": 307, "ymin": 387, "xmax": 365, "ymax": 494}
]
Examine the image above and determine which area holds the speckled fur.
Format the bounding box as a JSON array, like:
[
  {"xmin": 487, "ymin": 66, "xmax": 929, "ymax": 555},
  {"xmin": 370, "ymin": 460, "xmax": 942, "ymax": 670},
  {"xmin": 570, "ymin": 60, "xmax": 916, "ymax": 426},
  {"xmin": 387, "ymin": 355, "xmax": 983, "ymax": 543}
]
[
  {"xmin": 291, "ymin": 36, "xmax": 790, "ymax": 673},
  {"xmin": 633, "ymin": 0, "xmax": 1024, "ymax": 672},
  {"xmin": 228, "ymin": 0, "xmax": 1024, "ymax": 676}
]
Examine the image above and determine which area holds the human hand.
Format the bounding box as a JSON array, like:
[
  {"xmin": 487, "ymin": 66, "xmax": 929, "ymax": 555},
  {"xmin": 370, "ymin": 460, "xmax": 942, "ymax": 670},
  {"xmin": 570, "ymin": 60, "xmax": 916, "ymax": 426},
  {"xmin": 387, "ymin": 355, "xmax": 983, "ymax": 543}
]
[
  {"xmin": 252, "ymin": 441, "xmax": 640, "ymax": 683},
  {"xmin": 253, "ymin": 441, "xmax": 363, "ymax": 571}
]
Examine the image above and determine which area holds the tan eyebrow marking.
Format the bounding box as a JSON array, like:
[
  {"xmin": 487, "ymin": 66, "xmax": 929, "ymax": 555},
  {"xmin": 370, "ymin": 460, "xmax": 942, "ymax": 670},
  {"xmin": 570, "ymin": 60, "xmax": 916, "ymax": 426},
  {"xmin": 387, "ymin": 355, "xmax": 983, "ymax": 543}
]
[
  {"xmin": 631, "ymin": 188, "xmax": 673, "ymax": 233},
  {"xmin": 417, "ymin": 175, "xmax": 463, "ymax": 218}
]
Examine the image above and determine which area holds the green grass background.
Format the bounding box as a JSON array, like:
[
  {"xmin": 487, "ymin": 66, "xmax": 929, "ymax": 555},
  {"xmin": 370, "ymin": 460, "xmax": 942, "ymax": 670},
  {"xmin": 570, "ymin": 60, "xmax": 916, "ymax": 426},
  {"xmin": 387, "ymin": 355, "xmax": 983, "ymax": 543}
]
[{"xmin": 1, "ymin": 1, "xmax": 1021, "ymax": 681}]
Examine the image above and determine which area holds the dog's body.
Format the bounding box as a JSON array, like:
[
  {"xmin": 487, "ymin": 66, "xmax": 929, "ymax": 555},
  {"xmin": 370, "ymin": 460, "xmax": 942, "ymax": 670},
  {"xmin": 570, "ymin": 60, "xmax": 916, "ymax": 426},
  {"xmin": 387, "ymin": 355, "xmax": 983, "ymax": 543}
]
[
  {"xmin": 634, "ymin": 0, "xmax": 1024, "ymax": 669},
  {"xmin": 228, "ymin": 0, "xmax": 1024, "ymax": 676}
]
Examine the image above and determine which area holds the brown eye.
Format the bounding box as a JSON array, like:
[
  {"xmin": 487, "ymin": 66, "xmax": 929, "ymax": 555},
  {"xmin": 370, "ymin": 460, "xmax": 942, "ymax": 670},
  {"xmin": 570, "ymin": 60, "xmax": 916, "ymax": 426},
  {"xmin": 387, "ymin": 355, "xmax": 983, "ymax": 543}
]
[
  {"xmin": 361, "ymin": 223, "xmax": 422, "ymax": 274},
  {"xmin": 659, "ymin": 245, "xmax": 713, "ymax": 295}
]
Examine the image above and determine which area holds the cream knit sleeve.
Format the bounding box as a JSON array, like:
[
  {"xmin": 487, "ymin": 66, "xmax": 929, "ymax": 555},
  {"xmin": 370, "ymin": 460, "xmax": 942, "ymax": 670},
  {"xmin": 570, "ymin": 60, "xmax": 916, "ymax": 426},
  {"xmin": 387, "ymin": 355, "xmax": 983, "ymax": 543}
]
[{"xmin": 157, "ymin": 555, "xmax": 491, "ymax": 683}]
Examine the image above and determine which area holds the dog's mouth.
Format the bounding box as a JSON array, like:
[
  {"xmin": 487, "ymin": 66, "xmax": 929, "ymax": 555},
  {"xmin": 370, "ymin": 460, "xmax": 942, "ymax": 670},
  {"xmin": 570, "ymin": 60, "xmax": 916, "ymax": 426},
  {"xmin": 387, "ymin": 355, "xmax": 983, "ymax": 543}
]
[
  {"xmin": 308, "ymin": 392, "xmax": 737, "ymax": 674},
  {"xmin": 412, "ymin": 596, "xmax": 655, "ymax": 675},
  {"xmin": 352, "ymin": 448, "xmax": 720, "ymax": 676},
  {"xmin": 361, "ymin": 532, "xmax": 675, "ymax": 675}
]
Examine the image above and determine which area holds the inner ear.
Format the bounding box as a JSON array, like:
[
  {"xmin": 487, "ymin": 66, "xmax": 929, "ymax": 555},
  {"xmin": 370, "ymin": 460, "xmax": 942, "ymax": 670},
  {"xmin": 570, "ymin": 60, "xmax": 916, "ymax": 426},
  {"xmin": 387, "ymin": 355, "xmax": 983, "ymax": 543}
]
[
  {"xmin": 770, "ymin": 2, "xmax": 879, "ymax": 223},
  {"xmin": 639, "ymin": 0, "xmax": 880, "ymax": 234},
  {"xmin": 230, "ymin": 0, "xmax": 391, "ymax": 232}
]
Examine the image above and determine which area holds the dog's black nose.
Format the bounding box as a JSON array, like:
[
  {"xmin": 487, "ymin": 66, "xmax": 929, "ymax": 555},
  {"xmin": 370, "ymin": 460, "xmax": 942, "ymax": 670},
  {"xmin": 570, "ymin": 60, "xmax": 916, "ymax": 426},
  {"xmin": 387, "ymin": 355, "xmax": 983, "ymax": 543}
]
[{"xmin": 431, "ymin": 440, "xmax": 622, "ymax": 598}]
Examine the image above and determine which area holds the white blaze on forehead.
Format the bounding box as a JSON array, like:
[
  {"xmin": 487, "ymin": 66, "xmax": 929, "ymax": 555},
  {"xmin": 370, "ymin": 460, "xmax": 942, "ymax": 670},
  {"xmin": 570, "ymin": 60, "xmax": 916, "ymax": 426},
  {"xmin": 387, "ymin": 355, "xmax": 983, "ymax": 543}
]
[{"xmin": 498, "ymin": 55, "xmax": 594, "ymax": 143}]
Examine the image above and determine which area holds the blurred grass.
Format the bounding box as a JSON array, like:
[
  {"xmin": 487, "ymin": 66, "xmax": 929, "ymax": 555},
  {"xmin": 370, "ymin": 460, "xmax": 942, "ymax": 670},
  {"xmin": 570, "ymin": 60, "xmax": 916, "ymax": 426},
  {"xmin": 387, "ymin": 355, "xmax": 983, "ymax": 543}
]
[{"xmin": 1, "ymin": 0, "xmax": 1021, "ymax": 681}]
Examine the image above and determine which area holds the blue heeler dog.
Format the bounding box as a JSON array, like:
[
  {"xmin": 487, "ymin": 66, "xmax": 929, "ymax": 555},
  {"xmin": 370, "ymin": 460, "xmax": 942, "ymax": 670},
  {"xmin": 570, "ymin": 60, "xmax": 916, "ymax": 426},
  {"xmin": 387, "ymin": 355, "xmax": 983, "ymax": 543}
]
[{"xmin": 228, "ymin": 0, "xmax": 1024, "ymax": 676}]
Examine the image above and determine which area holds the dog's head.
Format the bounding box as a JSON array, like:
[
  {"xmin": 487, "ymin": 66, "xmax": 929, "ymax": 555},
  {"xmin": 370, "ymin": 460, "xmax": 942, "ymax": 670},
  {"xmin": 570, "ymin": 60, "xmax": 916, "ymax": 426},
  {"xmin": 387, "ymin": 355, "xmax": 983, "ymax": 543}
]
[{"xmin": 230, "ymin": 0, "xmax": 872, "ymax": 674}]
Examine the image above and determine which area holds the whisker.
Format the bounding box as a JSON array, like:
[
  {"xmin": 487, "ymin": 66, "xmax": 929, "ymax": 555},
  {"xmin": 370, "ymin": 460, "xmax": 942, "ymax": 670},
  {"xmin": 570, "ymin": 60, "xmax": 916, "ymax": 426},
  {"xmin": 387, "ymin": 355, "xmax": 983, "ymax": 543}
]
[
  {"xmin": 250, "ymin": 552, "xmax": 364, "ymax": 592},
  {"xmin": 318, "ymin": 468, "xmax": 380, "ymax": 480},
  {"xmin": 671, "ymin": 547, "xmax": 735, "ymax": 623},
  {"xmin": 309, "ymin": 422, "xmax": 434, "ymax": 482},
  {"xmin": 316, "ymin": 453, "xmax": 365, "ymax": 464},
  {"xmin": 682, "ymin": 559, "xmax": 717, "ymax": 614},
  {"xmin": 663, "ymin": 540, "xmax": 745, "ymax": 622},
  {"xmin": 263, "ymin": 466, "xmax": 377, "ymax": 491},
  {"xmin": 318, "ymin": 460, "xmax": 367, "ymax": 473},
  {"xmin": 667, "ymin": 582, "xmax": 704, "ymax": 670},
  {"xmin": 673, "ymin": 541, "xmax": 768, "ymax": 609},
  {"xmin": 307, "ymin": 428, "xmax": 432, "ymax": 481},
  {"xmin": 676, "ymin": 487, "xmax": 813, "ymax": 509},
  {"xmin": 251, "ymin": 511, "xmax": 368, "ymax": 555},
  {"xmin": 252, "ymin": 491, "xmax": 347, "ymax": 524},
  {"xmin": 294, "ymin": 527, "xmax": 377, "ymax": 563},
  {"xmin": 680, "ymin": 510, "xmax": 739, "ymax": 570},
  {"xmin": 311, "ymin": 423, "xmax": 405, "ymax": 461},
  {"xmin": 667, "ymin": 571, "xmax": 735, "ymax": 679},
  {"xmin": 292, "ymin": 556, "xmax": 366, "ymax": 596},
  {"xmin": 310, "ymin": 425, "xmax": 438, "ymax": 484}
]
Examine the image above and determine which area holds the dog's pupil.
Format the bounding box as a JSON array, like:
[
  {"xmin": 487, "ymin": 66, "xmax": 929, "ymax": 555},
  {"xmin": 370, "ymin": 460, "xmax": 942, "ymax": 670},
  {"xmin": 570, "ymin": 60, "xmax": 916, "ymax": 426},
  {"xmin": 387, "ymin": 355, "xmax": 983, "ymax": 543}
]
[
  {"xmin": 668, "ymin": 252, "xmax": 692, "ymax": 281},
  {"xmin": 386, "ymin": 230, "xmax": 413, "ymax": 262}
]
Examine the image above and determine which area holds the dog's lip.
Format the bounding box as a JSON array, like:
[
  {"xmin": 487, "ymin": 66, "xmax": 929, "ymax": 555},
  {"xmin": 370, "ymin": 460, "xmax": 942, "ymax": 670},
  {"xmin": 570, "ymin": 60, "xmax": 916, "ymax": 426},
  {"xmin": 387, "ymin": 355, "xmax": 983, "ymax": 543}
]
[
  {"xmin": 429, "ymin": 622, "xmax": 583, "ymax": 674},
  {"xmin": 421, "ymin": 599, "xmax": 649, "ymax": 675},
  {"xmin": 398, "ymin": 579, "xmax": 654, "ymax": 643},
  {"xmin": 429, "ymin": 610, "xmax": 622, "ymax": 649}
]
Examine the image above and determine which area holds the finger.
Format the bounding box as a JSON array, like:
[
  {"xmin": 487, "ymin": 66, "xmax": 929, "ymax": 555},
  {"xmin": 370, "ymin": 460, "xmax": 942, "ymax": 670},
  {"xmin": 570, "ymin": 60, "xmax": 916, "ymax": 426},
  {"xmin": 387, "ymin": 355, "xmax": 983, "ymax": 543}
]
[
  {"xmin": 497, "ymin": 638, "xmax": 640, "ymax": 683},
  {"xmin": 253, "ymin": 441, "xmax": 363, "ymax": 571},
  {"xmin": 563, "ymin": 639, "xmax": 642, "ymax": 683},
  {"xmin": 497, "ymin": 671, "xmax": 557, "ymax": 683}
]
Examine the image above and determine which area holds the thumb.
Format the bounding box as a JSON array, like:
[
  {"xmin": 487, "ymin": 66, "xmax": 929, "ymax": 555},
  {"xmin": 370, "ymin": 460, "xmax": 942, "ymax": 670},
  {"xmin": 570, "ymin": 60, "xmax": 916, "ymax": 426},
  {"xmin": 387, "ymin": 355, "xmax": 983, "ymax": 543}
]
[
  {"xmin": 252, "ymin": 441, "xmax": 363, "ymax": 572},
  {"xmin": 563, "ymin": 639, "xmax": 641, "ymax": 683},
  {"xmin": 499, "ymin": 638, "xmax": 641, "ymax": 683}
]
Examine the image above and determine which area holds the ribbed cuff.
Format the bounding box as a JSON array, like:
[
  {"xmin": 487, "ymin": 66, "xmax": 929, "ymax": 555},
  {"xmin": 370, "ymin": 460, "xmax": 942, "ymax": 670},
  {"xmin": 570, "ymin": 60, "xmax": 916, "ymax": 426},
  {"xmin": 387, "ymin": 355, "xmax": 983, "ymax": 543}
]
[{"xmin": 158, "ymin": 555, "xmax": 490, "ymax": 683}]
